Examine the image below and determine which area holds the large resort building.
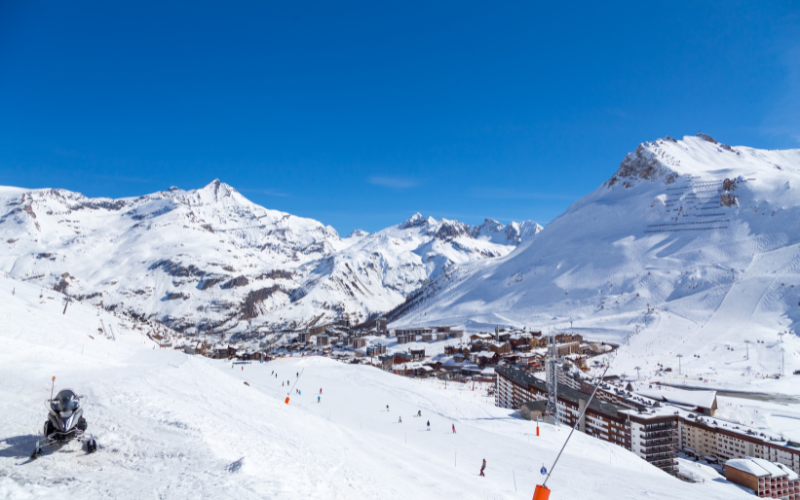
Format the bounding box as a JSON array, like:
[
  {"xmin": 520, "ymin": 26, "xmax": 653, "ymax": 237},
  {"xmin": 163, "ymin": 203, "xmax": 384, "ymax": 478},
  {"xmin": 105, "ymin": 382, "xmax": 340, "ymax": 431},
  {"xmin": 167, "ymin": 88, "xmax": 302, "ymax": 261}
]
[{"xmin": 496, "ymin": 367, "xmax": 800, "ymax": 477}]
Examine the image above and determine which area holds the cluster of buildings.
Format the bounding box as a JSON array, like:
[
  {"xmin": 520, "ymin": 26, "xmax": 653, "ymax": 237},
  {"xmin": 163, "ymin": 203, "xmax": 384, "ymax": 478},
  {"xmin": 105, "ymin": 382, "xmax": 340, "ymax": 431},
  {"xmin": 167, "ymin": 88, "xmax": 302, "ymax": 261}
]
[
  {"xmin": 176, "ymin": 341, "xmax": 272, "ymax": 361},
  {"xmin": 496, "ymin": 365, "xmax": 800, "ymax": 492},
  {"xmin": 446, "ymin": 329, "xmax": 607, "ymax": 371},
  {"xmin": 382, "ymin": 328, "xmax": 613, "ymax": 385}
]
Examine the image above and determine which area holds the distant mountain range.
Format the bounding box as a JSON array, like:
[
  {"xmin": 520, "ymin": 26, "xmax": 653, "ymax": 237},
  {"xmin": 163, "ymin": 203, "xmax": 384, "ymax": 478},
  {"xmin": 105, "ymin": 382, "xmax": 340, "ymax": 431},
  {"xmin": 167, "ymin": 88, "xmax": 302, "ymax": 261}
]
[{"xmin": 0, "ymin": 180, "xmax": 540, "ymax": 334}]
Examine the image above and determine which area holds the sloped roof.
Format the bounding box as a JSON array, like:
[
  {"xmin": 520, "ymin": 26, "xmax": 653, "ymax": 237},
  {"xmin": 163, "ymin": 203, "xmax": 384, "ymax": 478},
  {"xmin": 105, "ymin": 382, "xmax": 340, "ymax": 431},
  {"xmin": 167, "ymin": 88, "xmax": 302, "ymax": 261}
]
[
  {"xmin": 725, "ymin": 459, "xmax": 770, "ymax": 477},
  {"xmin": 636, "ymin": 387, "xmax": 716, "ymax": 410}
]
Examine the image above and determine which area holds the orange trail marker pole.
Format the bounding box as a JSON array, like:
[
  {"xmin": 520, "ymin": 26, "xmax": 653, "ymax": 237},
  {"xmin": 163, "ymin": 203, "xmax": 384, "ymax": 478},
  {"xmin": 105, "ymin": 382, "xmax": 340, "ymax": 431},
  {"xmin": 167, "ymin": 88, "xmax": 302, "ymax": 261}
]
[
  {"xmin": 532, "ymin": 484, "xmax": 551, "ymax": 500},
  {"xmin": 50, "ymin": 376, "xmax": 56, "ymax": 400}
]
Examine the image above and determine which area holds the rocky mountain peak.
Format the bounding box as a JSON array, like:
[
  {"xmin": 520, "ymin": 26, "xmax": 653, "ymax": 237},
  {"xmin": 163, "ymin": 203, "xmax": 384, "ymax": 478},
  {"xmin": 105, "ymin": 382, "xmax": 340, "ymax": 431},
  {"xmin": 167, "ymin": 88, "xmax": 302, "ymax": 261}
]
[{"xmin": 401, "ymin": 212, "xmax": 428, "ymax": 229}]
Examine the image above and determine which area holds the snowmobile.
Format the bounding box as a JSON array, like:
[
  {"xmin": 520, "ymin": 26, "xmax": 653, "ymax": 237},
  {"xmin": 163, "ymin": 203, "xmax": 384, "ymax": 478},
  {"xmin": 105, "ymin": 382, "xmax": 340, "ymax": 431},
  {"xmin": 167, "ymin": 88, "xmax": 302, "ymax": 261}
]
[{"xmin": 31, "ymin": 389, "xmax": 97, "ymax": 459}]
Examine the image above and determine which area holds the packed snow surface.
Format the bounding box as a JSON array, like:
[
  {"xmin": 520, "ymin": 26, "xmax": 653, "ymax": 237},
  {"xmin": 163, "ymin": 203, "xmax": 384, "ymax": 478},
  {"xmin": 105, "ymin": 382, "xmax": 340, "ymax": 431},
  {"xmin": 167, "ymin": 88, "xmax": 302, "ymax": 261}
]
[{"xmin": 0, "ymin": 276, "xmax": 748, "ymax": 500}]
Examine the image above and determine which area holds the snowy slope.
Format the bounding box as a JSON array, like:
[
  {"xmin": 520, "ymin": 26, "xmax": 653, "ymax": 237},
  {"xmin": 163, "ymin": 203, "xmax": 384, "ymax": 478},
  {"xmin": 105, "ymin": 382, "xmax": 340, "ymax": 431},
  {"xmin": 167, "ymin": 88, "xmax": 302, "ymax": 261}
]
[
  {"xmin": 0, "ymin": 276, "xmax": 747, "ymax": 500},
  {"xmin": 394, "ymin": 134, "xmax": 800, "ymax": 390},
  {"xmin": 0, "ymin": 181, "xmax": 538, "ymax": 335}
]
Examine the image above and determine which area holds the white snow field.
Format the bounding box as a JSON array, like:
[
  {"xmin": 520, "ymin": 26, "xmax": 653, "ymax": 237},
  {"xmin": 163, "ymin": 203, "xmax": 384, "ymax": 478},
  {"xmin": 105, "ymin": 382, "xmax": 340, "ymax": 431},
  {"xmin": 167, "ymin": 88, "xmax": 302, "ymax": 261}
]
[{"xmin": 0, "ymin": 276, "xmax": 747, "ymax": 500}]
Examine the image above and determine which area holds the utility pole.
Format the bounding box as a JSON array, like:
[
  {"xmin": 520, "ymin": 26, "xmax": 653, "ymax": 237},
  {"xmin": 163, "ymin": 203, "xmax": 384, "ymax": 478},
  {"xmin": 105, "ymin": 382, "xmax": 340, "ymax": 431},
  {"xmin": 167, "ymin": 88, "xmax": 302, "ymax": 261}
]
[
  {"xmin": 744, "ymin": 340, "xmax": 751, "ymax": 360},
  {"xmin": 62, "ymin": 294, "xmax": 72, "ymax": 315},
  {"xmin": 635, "ymin": 366, "xmax": 641, "ymax": 380},
  {"xmin": 677, "ymin": 354, "xmax": 683, "ymax": 375},
  {"xmin": 778, "ymin": 331, "xmax": 786, "ymax": 343}
]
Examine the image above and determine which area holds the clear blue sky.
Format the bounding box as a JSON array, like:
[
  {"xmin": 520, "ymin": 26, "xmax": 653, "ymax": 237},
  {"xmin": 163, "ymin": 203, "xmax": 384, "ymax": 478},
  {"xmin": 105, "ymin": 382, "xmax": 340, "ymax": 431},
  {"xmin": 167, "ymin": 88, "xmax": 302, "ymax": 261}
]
[{"xmin": 1, "ymin": 1, "xmax": 798, "ymax": 235}]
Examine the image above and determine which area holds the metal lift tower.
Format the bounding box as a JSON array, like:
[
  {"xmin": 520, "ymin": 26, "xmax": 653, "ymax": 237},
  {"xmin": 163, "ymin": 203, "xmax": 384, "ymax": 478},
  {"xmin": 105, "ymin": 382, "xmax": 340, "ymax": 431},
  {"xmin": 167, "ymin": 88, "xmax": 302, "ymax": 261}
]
[{"xmin": 545, "ymin": 331, "xmax": 559, "ymax": 426}]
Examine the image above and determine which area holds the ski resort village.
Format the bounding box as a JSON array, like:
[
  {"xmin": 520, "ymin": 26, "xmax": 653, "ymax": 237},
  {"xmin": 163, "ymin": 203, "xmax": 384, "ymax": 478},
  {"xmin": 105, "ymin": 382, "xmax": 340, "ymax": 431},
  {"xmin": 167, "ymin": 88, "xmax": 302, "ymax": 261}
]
[{"xmin": 2, "ymin": 133, "xmax": 800, "ymax": 500}]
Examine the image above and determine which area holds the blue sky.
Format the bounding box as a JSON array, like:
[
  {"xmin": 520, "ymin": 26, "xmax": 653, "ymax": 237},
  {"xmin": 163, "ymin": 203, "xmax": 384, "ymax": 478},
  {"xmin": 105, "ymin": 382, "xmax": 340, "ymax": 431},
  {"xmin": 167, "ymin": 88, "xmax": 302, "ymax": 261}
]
[{"xmin": 1, "ymin": 1, "xmax": 798, "ymax": 235}]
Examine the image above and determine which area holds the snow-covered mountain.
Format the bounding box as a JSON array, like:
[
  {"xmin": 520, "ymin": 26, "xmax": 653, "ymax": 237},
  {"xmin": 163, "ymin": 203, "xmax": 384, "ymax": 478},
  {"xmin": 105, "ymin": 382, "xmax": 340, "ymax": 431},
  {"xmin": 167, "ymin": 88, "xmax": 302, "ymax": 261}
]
[
  {"xmin": 394, "ymin": 134, "xmax": 800, "ymax": 355},
  {"xmin": 0, "ymin": 180, "xmax": 539, "ymax": 334}
]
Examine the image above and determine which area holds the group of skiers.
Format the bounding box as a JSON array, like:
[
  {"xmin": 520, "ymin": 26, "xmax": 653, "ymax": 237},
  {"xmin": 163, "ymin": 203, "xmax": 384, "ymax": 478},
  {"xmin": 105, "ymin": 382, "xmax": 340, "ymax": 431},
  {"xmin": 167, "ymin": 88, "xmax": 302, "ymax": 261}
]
[{"xmin": 392, "ymin": 408, "xmax": 458, "ymax": 434}]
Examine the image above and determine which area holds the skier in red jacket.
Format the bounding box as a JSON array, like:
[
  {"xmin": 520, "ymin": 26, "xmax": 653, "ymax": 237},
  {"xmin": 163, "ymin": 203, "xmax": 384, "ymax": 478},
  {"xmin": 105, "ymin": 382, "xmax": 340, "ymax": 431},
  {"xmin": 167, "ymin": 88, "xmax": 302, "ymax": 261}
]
[{"xmin": 479, "ymin": 459, "xmax": 486, "ymax": 477}]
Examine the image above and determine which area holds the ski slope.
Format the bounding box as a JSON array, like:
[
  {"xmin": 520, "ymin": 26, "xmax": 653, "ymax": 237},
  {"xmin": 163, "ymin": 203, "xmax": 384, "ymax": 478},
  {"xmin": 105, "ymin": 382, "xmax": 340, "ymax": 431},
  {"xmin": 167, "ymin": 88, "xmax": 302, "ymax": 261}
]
[{"xmin": 0, "ymin": 275, "xmax": 748, "ymax": 499}]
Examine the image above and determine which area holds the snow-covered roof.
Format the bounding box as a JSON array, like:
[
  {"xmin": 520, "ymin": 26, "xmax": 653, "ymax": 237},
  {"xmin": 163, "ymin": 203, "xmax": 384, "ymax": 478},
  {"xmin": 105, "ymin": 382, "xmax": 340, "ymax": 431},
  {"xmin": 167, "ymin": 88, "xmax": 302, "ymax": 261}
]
[
  {"xmin": 749, "ymin": 458, "xmax": 787, "ymax": 478},
  {"xmin": 774, "ymin": 463, "xmax": 800, "ymax": 481},
  {"xmin": 635, "ymin": 387, "xmax": 716, "ymax": 410},
  {"xmin": 725, "ymin": 457, "xmax": 795, "ymax": 479}
]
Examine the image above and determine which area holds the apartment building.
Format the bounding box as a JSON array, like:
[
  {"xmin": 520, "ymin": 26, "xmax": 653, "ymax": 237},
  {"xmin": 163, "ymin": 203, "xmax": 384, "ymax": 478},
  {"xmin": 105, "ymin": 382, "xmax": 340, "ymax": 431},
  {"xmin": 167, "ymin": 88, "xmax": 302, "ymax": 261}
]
[
  {"xmin": 681, "ymin": 416, "xmax": 800, "ymax": 474},
  {"xmin": 725, "ymin": 457, "xmax": 799, "ymax": 499},
  {"xmin": 498, "ymin": 367, "xmax": 678, "ymax": 474}
]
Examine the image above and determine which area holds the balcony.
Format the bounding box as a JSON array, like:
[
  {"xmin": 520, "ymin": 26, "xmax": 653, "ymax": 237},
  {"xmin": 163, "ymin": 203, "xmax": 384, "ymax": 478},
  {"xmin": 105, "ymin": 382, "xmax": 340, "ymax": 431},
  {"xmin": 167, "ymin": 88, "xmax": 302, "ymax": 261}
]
[
  {"xmin": 641, "ymin": 437, "xmax": 678, "ymax": 447},
  {"xmin": 645, "ymin": 451, "xmax": 677, "ymax": 462},
  {"xmin": 641, "ymin": 444, "xmax": 678, "ymax": 454},
  {"xmin": 644, "ymin": 422, "xmax": 678, "ymax": 431},
  {"xmin": 643, "ymin": 430, "xmax": 678, "ymax": 439}
]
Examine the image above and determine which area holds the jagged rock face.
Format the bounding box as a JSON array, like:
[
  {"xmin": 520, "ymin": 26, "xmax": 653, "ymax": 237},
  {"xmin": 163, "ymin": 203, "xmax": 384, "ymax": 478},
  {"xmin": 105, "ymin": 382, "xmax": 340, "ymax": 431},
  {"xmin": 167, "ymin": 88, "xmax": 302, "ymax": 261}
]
[
  {"xmin": 606, "ymin": 133, "xmax": 745, "ymax": 189},
  {"xmin": 0, "ymin": 181, "xmax": 539, "ymax": 335}
]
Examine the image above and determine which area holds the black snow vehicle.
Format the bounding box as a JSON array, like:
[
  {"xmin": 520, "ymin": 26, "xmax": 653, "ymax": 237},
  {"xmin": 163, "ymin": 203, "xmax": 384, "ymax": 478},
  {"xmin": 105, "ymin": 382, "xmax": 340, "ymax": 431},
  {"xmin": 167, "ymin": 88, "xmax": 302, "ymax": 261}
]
[{"xmin": 31, "ymin": 389, "xmax": 97, "ymax": 459}]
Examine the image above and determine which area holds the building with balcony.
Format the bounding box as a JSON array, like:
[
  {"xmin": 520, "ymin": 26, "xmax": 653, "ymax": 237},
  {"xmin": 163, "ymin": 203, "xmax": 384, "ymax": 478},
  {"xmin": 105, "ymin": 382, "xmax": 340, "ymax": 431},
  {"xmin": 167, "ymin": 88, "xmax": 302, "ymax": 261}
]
[
  {"xmin": 628, "ymin": 411, "xmax": 679, "ymax": 475},
  {"xmin": 725, "ymin": 457, "xmax": 799, "ymax": 499}
]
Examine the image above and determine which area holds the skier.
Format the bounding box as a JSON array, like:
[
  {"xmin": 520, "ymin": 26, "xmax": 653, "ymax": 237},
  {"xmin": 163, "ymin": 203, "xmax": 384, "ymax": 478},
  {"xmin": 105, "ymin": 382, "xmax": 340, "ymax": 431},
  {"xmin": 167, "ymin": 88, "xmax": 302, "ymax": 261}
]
[
  {"xmin": 282, "ymin": 382, "xmax": 284, "ymax": 387},
  {"xmin": 398, "ymin": 416, "xmax": 402, "ymax": 423},
  {"xmin": 296, "ymin": 372, "xmax": 299, "ymax": 377},
  {"xmin": 452, "ymin": 424, "xmax": 456, "ymax": 434},
  {"xmin": 317, "ymin": 396, "xmax": 321, "ymax": 403},
  {"xmin": 386, "ymin": 404, "xmax": 389, "ymax": 412},
  {"xmin": 417, "ymin": 410, "xmax": 421, "ymax": 417},
  {"xmin": 320, "ymin": 388, "xmax": 323, "ymax": 394},
  {"xmin": 426, "ymin": 420, "xmax": 430, "ymax": 431},
  {"xmin": 479, "ymin": 459, "xmax": 486, "ymax": 477}
]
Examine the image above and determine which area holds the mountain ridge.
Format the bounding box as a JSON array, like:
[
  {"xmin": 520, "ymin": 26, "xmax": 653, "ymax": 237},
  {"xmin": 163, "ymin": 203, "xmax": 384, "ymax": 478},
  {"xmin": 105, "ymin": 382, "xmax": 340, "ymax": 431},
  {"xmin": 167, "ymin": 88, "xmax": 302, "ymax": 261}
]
[{"xmin": 0, "ymin": 181, "xmax": 539, "ymax": 335}]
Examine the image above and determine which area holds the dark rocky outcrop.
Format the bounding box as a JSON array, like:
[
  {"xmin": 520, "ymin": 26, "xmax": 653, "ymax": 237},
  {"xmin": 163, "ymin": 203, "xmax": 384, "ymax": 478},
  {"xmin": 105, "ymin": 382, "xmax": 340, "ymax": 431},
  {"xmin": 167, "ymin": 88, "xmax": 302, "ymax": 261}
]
[
  {"xmin": 241, "ymin": 286, "xmax": 283, "ymax": 320},
  {"xmin": 150, "ymin": 259, "xmax": 206, "ymax": 278},
  {"xmin": 221, "ymin": 276, "xmax": 249, "ymax": 289}
]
